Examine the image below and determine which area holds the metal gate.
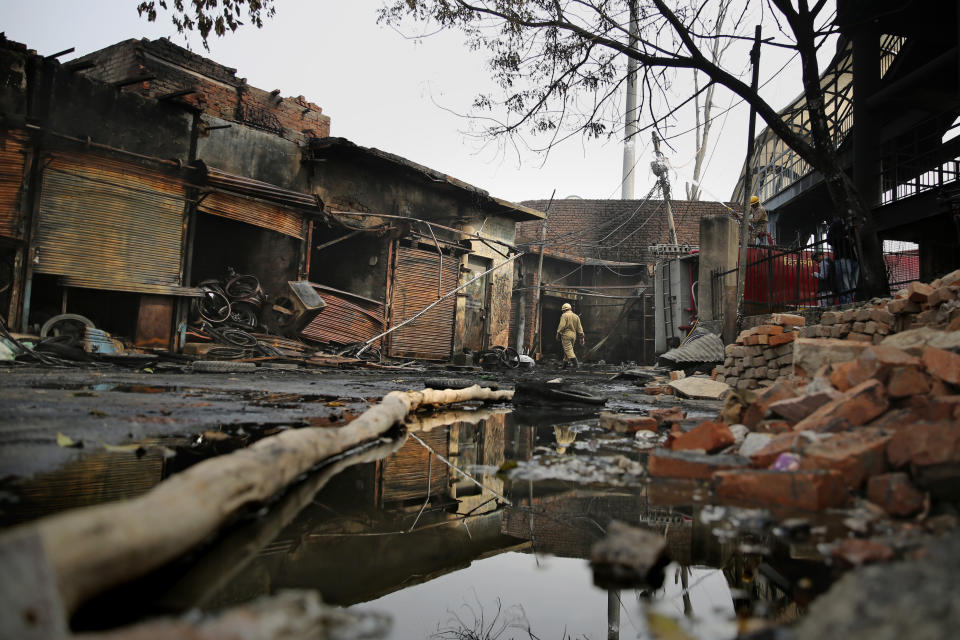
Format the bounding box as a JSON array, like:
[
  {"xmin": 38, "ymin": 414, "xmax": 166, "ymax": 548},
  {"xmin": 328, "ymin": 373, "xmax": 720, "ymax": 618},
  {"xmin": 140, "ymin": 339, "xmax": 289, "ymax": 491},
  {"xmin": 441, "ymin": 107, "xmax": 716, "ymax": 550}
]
[
  {"xmin": 0, "ymin": 130, "xmax": 30, "ymax": 239},
  {"xmin": 388, "ymin": 245, "xmax": 458, "ymax": 360},
  {"xmin": 34, "ymin": 153, "xmax": 188, "ymax": 295}
]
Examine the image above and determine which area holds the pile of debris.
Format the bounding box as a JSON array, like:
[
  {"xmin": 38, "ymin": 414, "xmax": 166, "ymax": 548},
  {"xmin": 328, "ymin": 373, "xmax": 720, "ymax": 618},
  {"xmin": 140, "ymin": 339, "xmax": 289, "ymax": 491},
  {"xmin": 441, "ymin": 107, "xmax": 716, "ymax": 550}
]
[
  {"xmin": 712, "ymin": 313, "xmax": 804, "ymax": 391},
  {"xmin": 644, "ymin": 325, "xmax": 959, "ymax": 514}
]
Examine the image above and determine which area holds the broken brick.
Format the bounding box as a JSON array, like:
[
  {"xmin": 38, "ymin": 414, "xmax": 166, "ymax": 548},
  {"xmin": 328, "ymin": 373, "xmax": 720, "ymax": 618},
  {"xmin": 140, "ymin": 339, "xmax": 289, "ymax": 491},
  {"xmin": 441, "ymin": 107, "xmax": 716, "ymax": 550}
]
[
  {"xmin": 792, "ymin": 338, "xmax": 871, "ymax": 378},
  {"xmin": 792, "ymin": 379, "xmax": 890, "ymax": 432},
  {"xmin": 599, "ymin": 412, "xmax": 658, "ymax": 433},
  {"xmin": 748, "ymin": 431, "xmax": 812, "ymax": 468},
  {"xmin": 768, "ymin": 389, "xmax": 842, "ymax": 423},
  {"xmin": 647, "ymin": 450, "xmax": 748, "ymax": 480},
  {"xmin": 906, "ymin": 281, "xmax": 934, "ymax": 303},
  {"xmin": 768, "ymin": 332, "xmax": 796, "ymax": 347},
  {"xmin": 867, "ymin": 472, "xmax": 926, "ymax": 517},
  {"xmin": 671, "ymin": 421, "xmax": 735, "ymax": 453},
  {"xmin": 886, "ymin": 366, "xmax": 932, "ymax": 398},
  {"xmin": 741, "ymin": 378, "xmax": 798, "ymax": 429},
  {"xmin": 921, "ymin": 346, "xmax": 960, "ymax": 385},
  {"xmin": 648, "ymin": 407, "xmax": 686, "ymax": 427},
  {"xmin": 770, "ymin": 313, "xmax": 805, "ymax": 327},
  {"xmin": 712, "ymin": 469, "xmax": 849, "ymax": 511},
  {"xmin": 644, "ymin": 384, "xmax": 663, "ymax": 395},
  {"xmin": 831, "ymin": 538, "xmax": 895, "ymax": 566},
  {"xmin": 800, "ymin": 427, "xmax": 892, "ymax": 490},
  {"xmin": 755, "ymin": 324, "xmax": 785, "ymax": 336},
  {"xmin": 887, "ymin": 420, "xmax": 960, "ymax": 469}
]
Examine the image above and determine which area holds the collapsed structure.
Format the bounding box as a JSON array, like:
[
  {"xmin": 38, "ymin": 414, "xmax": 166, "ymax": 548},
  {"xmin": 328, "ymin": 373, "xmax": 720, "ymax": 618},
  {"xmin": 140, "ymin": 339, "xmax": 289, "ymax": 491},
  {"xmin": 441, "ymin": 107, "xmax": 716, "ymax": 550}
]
[{"xmin": 0, "ymin": 36, "xmax": 540, "ymax": 361}]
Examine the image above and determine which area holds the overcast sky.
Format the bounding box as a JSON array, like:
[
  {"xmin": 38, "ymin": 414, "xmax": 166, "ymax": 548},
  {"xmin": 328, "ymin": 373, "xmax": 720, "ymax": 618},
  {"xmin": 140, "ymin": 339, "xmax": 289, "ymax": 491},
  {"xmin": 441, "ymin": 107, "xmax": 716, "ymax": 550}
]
[{"xmin": 2, "ymin": 1, "xmax": 821, "ymax": 205}]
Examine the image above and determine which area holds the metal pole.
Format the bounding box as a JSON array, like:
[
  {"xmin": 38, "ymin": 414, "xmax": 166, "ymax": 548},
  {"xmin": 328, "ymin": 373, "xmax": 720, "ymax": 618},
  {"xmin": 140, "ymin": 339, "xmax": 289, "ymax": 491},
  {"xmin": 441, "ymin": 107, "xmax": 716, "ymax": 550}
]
[
  {"xmin": 621, "ymin": 0, "xmax": 639, "ymax": 200},
  {"xmin": 651, "ymin": 132, "xmax": 678, "ymax": 245},
  {"xmin": 533, "ymin": 189, "xmax": 556, "ymax": 358},
  {"xmin": 735, "ymin": 25, "xmax": 763, "ymax": 332}
]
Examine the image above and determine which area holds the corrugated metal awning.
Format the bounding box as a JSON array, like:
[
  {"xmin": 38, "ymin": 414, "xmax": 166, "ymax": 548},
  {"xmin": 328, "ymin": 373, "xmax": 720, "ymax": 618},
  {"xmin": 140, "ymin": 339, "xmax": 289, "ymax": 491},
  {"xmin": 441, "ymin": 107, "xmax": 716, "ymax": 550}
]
[
  {"xmin": 659, "ymin": 330, "xmax": 725, "ymax": 364},
  {"xmin": 193, "ymin": 161, "xmax": 322, "ymax": 212},
  {"xmin": 198, "ymin": 191, "xmax": 305, "ymax": 239}
]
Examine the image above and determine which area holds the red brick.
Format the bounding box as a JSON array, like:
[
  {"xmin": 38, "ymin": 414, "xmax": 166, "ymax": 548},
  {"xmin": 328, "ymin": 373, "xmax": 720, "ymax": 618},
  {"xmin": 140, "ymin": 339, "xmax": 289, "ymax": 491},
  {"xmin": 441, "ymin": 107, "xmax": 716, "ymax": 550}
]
[
  {"xmin": 867, "ymin": 472, "xmax": 926, "ymax": 517},
  {"xmin": 831, "ymin": 538, "xmax": 895, "ymax": 566},
  {"xmin": 671, "ymin": 421, "xmax": 735, "ymax": 453},
  {"xmin": 643, "ymin": 384, "xmax": 663, "ymax": 395},
  {"xmin": 921, "ymin": 346, "xmax": 960, "ymax": 385},
  {"xmin": 768, "ymin": 332, "xmax": 796, "ymax": 347},
  {"xmin": 770, "ymin": 313, "xmax": 805, "ymax": 327},
  {"xmin": 887, "ymin": 420, "xmax": 960, "ymax": 468},
  {"xmin": 599, "ymin": 412, "xmax": 658, "ymax": 433},
  {"xmin": 768, "ymin": 389, "xmax": 841, "ymax": 424},
  {"xmin": 927, "ymin": 286, "xmax": 957, "ymax": 307},
  {"xmin": 745, "ymin": 334, "xmax": 769, "ymax": 346},
  {"xmin": 648, "ymin": 407, "xmax": 686, "ymax": 427},
  {"xmin": 828, "ymin": 360, "xmax": 861, "ymax": 392},
  {"xmin": 792, "ymin": 338, "xmax": 871, "ymax": 378},
  {"xmin": 930, "ymin": 395, "xmax": 960, "ymax": 420},
  {"xmin": 755, "ymin": 324, "xmax": 785, "ymax": 336},
  {"xmin": 886, "ymin": 366, "xmax": 932, "ymax": 398},
  {"xmin": 867, "ymin": 408, "xmax": 925, "ymax": 431},
  {"xmin": 741, "ymin": 378, "xmax": 799, "ymax": 429},
  {"xmin": 792, "ymin": 379, "xmax": 890, "ymax": 432},
  {"xmin": 755, "ymin": 419, "xmax": 793, "ymax": 434},
  {"xmin": 712, "ymin": 469, "xmax": 849, "ymax": 511},
  {"xmin": 647, "ymin": 450, "xmax": 748, "ymax": 480},
  {"xmin": 800, "ymin": 427, "xmax": 893, "ymax": 489},
  {"xmin": 907, "ymin": 281, "xmax": 934, "ymax": 303},
  {"xmin": 748, "ymin": 431, "xmax": 810, "ymax": 468}
]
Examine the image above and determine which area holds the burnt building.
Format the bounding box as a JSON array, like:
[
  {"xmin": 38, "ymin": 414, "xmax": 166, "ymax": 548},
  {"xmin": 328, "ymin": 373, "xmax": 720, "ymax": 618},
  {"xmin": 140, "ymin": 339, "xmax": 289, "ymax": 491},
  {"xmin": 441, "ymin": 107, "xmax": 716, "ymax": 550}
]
[
  {"xmin": 513, "ymin": 198, "xmax": 734, "ymax": 363},
  {"xmin": 732, "ymin": 0, "xmax": 960, "ymax": 280},
  {"xmin": 0, "ymin": 36, "xmax": 540, "ymax": 360}
]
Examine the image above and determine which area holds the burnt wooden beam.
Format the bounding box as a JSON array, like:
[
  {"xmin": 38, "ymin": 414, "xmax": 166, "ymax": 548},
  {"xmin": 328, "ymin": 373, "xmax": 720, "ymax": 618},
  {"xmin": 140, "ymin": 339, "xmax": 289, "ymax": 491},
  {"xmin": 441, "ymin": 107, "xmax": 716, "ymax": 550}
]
[
  {"xmin": 64, "ymin": 60, "xmax": 96, "ymax": 73},
  {"xmin": 113, "ymin": 74, "xmax": 155, "ymax": 89},
  {"xmin": 44, "ymin": 47, "xmax": 74, "ymax": 60},
  {"xmin": 157, "ymin": 88, "xmax": 197, "ymax": 101}
]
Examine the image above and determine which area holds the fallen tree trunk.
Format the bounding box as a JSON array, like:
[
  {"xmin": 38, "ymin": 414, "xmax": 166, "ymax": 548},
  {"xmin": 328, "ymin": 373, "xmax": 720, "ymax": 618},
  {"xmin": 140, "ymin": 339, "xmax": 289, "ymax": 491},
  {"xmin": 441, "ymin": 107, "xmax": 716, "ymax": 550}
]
[
  {"xmin": 3, "ymin": 385, "xmax": 513, "ymax": 617},
  {"xmin": 77, "ymin": 590, "xmax": 390, "ymax": 640}
]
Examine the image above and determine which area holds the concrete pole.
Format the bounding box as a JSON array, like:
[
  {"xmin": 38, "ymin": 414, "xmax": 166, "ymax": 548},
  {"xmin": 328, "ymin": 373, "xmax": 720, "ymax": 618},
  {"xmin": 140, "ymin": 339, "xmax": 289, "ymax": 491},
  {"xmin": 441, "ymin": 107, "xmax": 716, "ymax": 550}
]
[
  {"xmin": 621, "ymin": 0, "xmax": 639, "ymax": 200},
  {"xmin": 734, "ymin": 26, "xmax": 763, "ymax": 333},
  {"xmin": 532, "ymin": 190, "xmax": 555, "ymax": 358}
]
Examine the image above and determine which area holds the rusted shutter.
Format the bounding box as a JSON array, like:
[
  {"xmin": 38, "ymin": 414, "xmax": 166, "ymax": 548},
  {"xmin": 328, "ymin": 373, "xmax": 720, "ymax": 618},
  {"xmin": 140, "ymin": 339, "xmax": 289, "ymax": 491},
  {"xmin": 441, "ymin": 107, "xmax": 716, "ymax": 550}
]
[
  {"xmin": 388, "ymin": 245, "xmax": 458, "ymax": 360},
  {"xmin": 380, "ymin": 429, "xmax": 449, "ymax": 503},
  {"xmin": 300, "ymin": 284, "xmax": 384, "ymax": 346},
  {"xmin": 0, "ymin": 130, "xmax": 29, "ymax": 239},
  {"xmin": 35, "ymin": 153, "xmax": 187, "ymax": 295},
  {"xmin": 198, "ymin": 191, "xmax": 304, "ymax": 239}
]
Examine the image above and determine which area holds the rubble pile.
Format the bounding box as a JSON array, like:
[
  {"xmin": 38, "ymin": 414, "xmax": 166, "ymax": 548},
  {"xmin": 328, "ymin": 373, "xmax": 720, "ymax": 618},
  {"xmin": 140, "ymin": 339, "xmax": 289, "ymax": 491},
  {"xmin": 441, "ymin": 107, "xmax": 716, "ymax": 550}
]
[
  {"xmin": 712, "ymin": 313, "xmax": 804, "ymax": 391},
  {"xmin": 647, "ymin": 324, "xmax": 960, "ymax": 513},
  {"xmin": 714, "ymin": 270, "xmax": 960, "ymax": 390}
]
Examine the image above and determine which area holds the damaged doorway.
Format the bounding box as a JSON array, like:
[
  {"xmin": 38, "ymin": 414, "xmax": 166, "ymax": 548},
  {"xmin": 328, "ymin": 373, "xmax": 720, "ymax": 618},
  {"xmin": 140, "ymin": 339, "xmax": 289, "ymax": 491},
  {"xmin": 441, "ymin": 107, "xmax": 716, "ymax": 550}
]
[{"xmin": 462, "ymin": 255, "xmax": 491, "ymax": 352}]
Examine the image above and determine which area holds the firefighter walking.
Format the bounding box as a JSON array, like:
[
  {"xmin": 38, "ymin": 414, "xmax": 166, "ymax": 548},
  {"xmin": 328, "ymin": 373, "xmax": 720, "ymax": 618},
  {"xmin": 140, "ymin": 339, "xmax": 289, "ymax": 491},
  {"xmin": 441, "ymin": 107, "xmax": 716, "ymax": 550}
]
[{"xmin": 556, "ymin": 302, "xmax": 585, "ymax": 369}]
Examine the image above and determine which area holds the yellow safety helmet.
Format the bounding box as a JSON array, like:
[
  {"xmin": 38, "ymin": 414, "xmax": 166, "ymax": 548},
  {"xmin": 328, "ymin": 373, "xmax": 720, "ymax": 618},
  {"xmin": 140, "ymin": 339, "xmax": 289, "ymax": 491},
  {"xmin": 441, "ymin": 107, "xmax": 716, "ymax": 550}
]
[
  {"xmin": 750, "ymin": 195, "xmax": 760, "ymax": 205},
  {"xmin": 561, "ymin": 303, "xmax": 572, "ymax": 312}
]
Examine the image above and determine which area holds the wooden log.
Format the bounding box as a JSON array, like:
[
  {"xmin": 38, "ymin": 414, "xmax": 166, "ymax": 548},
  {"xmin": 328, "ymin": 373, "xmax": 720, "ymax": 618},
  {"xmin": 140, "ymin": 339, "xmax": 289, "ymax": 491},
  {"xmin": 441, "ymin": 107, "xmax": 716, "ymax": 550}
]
[
  {"xmin": 3, "ymin": 385, "xmax": 513, "ymax": 616},
  {"xmin": 76, "ymin": 590, "xmax": 390, "ymax": 640}
]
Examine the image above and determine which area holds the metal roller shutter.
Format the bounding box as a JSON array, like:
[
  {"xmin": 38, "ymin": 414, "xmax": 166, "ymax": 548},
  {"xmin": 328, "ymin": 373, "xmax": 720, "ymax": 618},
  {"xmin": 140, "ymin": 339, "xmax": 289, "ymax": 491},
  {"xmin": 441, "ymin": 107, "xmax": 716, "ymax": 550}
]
[
  {"xmin": 0, "ymin": 130, "xmax": 29, "ymax": 239},
  {"xmin": 198, "ymin": 191, "xmax": 304, "ymax": 239},
  {"xmin": 34, "ymin": 153, "xmax": 188, "ymax": 295},
  {"xmin": 300, "ymin": 284, "xmax": 384, "ymax": 346},
  {"xmin": 388, "ymin": 245, "xmax": 458, "ymax": 360}
]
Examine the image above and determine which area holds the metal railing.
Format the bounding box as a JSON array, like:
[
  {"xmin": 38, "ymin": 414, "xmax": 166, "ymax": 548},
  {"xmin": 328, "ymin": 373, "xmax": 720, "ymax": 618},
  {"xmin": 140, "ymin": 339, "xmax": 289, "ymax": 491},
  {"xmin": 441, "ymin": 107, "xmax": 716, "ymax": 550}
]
[{"xmin": 710, "ymin": 239, "xmax": 920, "ymax": 319}]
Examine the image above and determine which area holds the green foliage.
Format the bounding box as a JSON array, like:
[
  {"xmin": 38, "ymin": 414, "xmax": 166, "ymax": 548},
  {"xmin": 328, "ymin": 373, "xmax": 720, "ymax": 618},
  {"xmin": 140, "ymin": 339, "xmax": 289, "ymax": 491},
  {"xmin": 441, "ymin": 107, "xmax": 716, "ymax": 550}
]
[{"xmin": 137, "ymin": 0, "xmax": 277, "ymax": 49}]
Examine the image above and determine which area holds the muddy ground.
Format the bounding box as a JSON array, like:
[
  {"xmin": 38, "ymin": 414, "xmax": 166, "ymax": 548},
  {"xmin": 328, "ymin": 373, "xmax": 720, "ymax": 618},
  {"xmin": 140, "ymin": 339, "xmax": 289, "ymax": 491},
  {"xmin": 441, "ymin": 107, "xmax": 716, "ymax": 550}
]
[{"xmin": 1, "ymin": 361, "xmax": 957, "ymax": 639}]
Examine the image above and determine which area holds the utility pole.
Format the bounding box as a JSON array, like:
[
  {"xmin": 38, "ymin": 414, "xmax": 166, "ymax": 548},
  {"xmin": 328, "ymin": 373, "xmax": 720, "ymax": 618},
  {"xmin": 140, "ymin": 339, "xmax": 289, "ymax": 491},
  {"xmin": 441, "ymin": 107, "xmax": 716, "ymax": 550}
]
[
  {"xmin": 735, "ymin": 26, "xmax": 763, "ymax": 332},
  {"xmin": 532, "ymin": 189, "xmax": 555, "ymax": 359},
  {"xmin": 651, "ymin": 131, "xmax": 678, "ymax": 246},
  {"xmin": 621, "ymin": 0, "xmax": 639, "ymax": 200}
]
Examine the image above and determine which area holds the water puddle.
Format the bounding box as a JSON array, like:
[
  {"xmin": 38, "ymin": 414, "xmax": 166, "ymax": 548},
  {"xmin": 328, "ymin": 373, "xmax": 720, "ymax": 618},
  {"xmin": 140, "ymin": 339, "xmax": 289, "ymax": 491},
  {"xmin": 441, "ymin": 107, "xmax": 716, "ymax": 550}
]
[{"xmin": 6, "ymin": 407, "xmax": 857, "ymax": 637}]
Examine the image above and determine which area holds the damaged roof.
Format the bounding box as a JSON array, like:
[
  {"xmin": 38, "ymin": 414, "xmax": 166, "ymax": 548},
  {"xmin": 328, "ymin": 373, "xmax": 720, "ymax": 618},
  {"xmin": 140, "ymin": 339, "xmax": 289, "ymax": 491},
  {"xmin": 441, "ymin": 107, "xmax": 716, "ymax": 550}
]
[{"xmin": 306, "ymin": 137, "xmax": 543, "ymax": 222}]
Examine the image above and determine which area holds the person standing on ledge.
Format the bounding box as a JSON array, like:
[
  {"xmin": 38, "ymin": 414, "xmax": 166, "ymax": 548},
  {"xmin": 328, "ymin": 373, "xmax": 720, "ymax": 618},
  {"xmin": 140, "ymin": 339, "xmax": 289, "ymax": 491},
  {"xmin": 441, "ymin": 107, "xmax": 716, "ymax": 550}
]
[{"xmin": 556, "ymin": 302, "xmax": 585, "ymax": 369}]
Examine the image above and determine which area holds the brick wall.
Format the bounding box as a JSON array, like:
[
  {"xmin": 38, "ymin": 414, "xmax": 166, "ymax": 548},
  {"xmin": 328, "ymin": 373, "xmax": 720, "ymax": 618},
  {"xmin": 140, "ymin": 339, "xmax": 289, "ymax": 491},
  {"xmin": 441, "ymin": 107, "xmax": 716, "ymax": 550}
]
[
  {"xmin": 518, "ymin": 199, "xmax": 736, "ymax": 265},
  {"xmin": 74, "ymin": 38, "xmax": 330, "ymax": 143}
]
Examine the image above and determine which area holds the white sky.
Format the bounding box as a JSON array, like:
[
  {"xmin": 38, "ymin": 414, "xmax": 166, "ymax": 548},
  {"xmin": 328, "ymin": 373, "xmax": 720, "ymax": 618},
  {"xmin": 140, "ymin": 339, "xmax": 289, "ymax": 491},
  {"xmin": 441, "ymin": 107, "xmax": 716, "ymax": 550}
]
[{"xmin": 1, "ymin": 1, "xmax": 827, "ymax": 205}]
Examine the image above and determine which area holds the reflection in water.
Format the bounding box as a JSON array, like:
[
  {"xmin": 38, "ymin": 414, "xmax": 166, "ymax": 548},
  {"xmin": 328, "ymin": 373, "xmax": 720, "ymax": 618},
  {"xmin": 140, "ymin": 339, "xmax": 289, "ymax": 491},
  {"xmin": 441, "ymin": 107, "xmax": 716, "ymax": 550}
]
[{"xmin": 10, "ymin": 407, "xmax": 838, "ymax": 637}]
